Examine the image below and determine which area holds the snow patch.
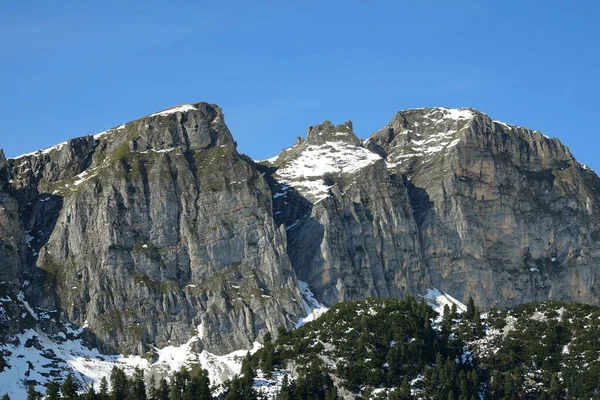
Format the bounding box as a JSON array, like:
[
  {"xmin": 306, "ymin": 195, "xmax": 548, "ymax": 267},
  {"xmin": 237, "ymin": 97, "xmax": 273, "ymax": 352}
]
[
  {"xmin": 423, "ymin": 288, "xmax": 467, "ymax": 319},
  {"xmin": 296, "ymin": 281, "xmax": 329, "ymax": 327},
  {"xmin": 275, "ymin": 141, "xmax": 381, "ymax": 202}
]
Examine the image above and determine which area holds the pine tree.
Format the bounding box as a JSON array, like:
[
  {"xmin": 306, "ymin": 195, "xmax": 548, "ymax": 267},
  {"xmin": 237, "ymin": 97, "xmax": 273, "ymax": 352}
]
[
  {"xmin": 261, "ymin": 345, "xmax": 275, "ymax": 379},
  {"xmin": 148, "ymin": 374, "xmax": 157, "ymax": 400},
  {"xmin": 110, "ymin": 367, "xmax": 129, "ymax": 400},
  {"xmin": 276, "ymin": 325, "xmax": 288, "ymax": 341},
  {"xmin": 278, "ymin": 375, "xmax": 292, "ymax": 400},
  {"xmin": 46, "ymin": 382, "xmax": 61, "ymax": 400},
  {"xmin": 451, "ymin": 304, "xmax": 458, "ymax": 319},
  {"xmin": 132, "ymin": 368, "xmax": 147, "ymax": 400},
  {"xmin": 85, "ymin": 386, "xmax": 97, "ymax": 400},
  {"xmin": 263, "ymin": 331, "xmax": 272, "ymax": 344},
  {"xmin": 472, "ymin": 310, "xmax": 482, "ymax": 337},
  {"xmin": 223, "ymin": 353, "xmax": 257, "ymax": 400},
  {"xmin": 61, "ymin": 373, "xmax": 80, "ymax": 399},
  {"xmin": 398, "ymin": 376, "xmax": 412, "ymax": 399},
  {"xmin": 465, "ymin": 297, "xmax": 476, "ymax": 321},
  {"xmin": 548, "ymin": 374, "xmax": 562, "ymax": 398},
  {"xmin": 195, "ymin": 368, "xmax": 212, "ymax": 400},
  {"xmin": 158, "ymin": 378, "xmax": 170, "ymax": 400},
  {"xmin": 169, "ymin": 367, "xmax": 190, "ymax": 400},
  {"xmin": 99, "ymin": 377, "xmax": 109, "ymax": 400},
  {"xmin": 1, "ymin": 394, "xmax": 9, "ymax": 400},
  {"xmin": 26, "ymin": 383, "xmax": 41, "ymax": 400}
]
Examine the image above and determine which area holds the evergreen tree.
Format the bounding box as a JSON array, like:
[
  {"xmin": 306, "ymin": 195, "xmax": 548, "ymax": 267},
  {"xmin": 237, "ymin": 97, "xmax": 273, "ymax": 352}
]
[
  {"xmin": 84, "ymin": 386, "xmax": 97, "ymax": 400},
  {"xmin": 263, "ymin": 331, "xmax": 272, "ymax": 344},
  {"xmin": 472, "ymin": 310, "xmax": 483, "ymax": 337},
  {"xmin": 26, "ymin": 383, "xmax": 42, "ymax": 400},
  {"xmin": 45, "ymin": 381, "xmax": 61, "ymax": 400},
  {"xmin": 451, "ymin": 304, "xmax": 458, "ymax": 319},
  {"xmin": 194, "ymin": 368, "xmax": 212, "ymax": 400},
  {"xmin": 61, "ymin": 373, "xmax": 79, "ymax": 399},
  {"xmin": 465, "ymin": 297, "xmax": 476, "ymax": 321},
  {"xmin": 398, "ymin": 376, "xmax": 412, "ymax": 399},
  {"xmin": 276, "ymin": 325, "xmax": 288, "ymax": 341},
  {"xmin": 261, "ymin": 345, "xmax": 275, "ymax": 378},
  {"xmin": 223, "ymin": 353, "xmax": 257, "ymax": 400},
  {"xmin": 547, "ymin": 374, "xmax": 562, "ymax": 398},
  {"xmin": 98, "ymin": 377, "xmax": 109, "ymax": 400},
  {"xmin": 158, "ymin": 378, "xmax": 170, "ymax": 400},
  {"xmin": 169, "ymin": 367, "xmax": 190, "ymax": 400},
  {"xmin": 278, "ymin": 375, "xmax": 292, "ymax": 400},
  {"xmin": 132, "ymin": 368, "xmax": 147, "ymax": 400},
  {"xmin": 1, "ymin": 394, "xmax": 9, "ymax": 400},
  {"xmin": 110, "ymin": 367, "xmax": 129, "ymax": 400}
]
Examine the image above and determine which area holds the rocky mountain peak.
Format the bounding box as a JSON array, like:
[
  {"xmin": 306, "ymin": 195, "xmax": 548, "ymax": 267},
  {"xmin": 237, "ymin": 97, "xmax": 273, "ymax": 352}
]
[
  {"xmin": 88, "ymin": 102, "xmax": 236, "ymax": 169},
  {"xmin": 0, "ymin": 149, "xmax": 5, "ymax": 163},
  {"xmin": 306, "ymin": 120, "xmax": 361, "ymax": 146},
  {"xmin": 265, "ymin": 119, "xmax": 382, "ymax": 202}
]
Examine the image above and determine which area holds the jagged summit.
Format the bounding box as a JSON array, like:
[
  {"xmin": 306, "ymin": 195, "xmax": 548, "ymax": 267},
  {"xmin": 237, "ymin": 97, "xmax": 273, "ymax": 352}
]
[
  {"xmin": 366, "ymin": 106, "xmax": 571, "ymax": 174},
  {"xmin": 305, "ymin": 120, "xmax": 361, "ymax": 146},
  {"xmin": 263, "ymin": 119, "xmax": 382, "ymax": 202},
  {"xmin": 366, "ymin": 107, "xmax": 478, "ymax": 163}
]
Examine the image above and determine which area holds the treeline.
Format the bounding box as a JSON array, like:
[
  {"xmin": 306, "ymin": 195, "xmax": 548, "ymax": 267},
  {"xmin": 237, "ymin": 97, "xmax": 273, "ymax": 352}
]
[
  {"xmin": 6, "ymin": 296, "xmax": 600, "ymax": 399},
  {"xmin": 10, "ymin": 365, "xmax": 212, "ymax": 400}
]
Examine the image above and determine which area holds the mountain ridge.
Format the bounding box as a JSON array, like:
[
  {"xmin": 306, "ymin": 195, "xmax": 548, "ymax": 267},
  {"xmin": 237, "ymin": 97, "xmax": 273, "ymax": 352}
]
[{"xmin": 2, "ymin": 101, "xmax": 600, "ymax": 396}]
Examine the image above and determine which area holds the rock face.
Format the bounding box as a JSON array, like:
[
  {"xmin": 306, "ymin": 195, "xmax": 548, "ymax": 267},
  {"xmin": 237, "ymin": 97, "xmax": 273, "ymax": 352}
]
[
  {"xmin": 263, "ymin": 121, "xmax": 427, "ymax": 306},
  {"xmin": 2, "ymin": 103, "xmax": 600, "ymax": 357},
  {"xmin": 367, "ymin": 108, "xmax": 600, "ymax": 308},
  {"xmin": 261, "ymin": 107, "xmax": 600, "ymax": 310},
  {"xmin": 2, "ymin": 103, "xmax": 304, "ymax": 355}
]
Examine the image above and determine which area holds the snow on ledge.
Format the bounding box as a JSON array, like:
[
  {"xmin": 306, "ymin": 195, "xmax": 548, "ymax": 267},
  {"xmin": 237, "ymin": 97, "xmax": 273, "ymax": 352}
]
[
  {"xmin": 11, "ymin": 141, "xmax": 68, "ymax": 160},
  {"xmin": 149, "ymin": 104, "xmax": 198, "ymax": 117}
]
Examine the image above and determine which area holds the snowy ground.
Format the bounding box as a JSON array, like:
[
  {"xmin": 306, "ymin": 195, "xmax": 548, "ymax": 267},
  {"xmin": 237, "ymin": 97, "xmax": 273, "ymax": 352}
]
[{"xmin": 0, "ymin": 280, "xmax": 329, "ymax": 398}]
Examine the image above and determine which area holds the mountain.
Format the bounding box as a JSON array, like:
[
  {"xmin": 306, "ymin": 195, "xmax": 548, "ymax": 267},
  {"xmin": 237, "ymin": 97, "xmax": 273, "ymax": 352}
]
[
  {"xmin": 367, "ymin": 108, "xmax": 600, "ymax": 308},
  {"xmin": 1, "ymin": 102, "xmax": 600, "ymax": 396},
  {"xmin": 2, "ymin": 103, "xmax": 304, "ymax": 358},
  {"xmin": 261, "ymin": 107, "xmax": 600, "ymax": 309}
]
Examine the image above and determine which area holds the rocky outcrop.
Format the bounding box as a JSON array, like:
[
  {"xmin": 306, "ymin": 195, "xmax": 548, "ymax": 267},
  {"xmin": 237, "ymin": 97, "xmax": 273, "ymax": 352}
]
[
  {"xmin": 263, "ymin": 121, "xmax": 427, "ymax": 306},
  {"xmin": 3, "ymin": 103, "xmax": 304, "ymax": 355},
  {"xmin": 368, "ymin": 107, "xmax": 600, "ymax": 308}
]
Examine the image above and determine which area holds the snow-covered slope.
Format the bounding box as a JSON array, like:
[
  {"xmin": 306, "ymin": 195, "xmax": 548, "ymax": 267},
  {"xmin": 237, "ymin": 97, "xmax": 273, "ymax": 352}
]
[
  {"xmin": 0, "ymin": 293, "xmax": 263, "ymax": 398},
  {"xmin": 0, "ymin": 281, "xmax": 327, "ymax": 398},
  {"xmin": 383, "ymin": 107, "xmax": 475, "ymax": 168},
  {"xmin": 273, "ymin": 141, "xmax": 381, "ymax": 202},
  {"xmin": 295, "ymin": 280, "xmax": 329, "ymax": 327}
]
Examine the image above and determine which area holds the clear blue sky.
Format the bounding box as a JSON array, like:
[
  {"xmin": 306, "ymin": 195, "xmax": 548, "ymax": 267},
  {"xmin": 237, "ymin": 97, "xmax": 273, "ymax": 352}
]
[{"xmin": 2, "ymin": 1, "xmax": 599, "ymax": 169}]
